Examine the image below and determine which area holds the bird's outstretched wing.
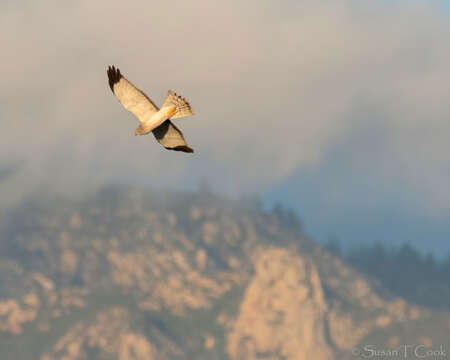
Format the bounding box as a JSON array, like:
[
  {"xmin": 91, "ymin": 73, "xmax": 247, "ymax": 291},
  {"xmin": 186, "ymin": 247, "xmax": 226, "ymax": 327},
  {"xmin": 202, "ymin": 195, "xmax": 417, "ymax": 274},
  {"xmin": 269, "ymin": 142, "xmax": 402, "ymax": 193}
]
[
  {"xmin": 152, "ymin": 120, "xmax": 194, "ymax": 153},
  {"xmin": 107, "ymin": 65, "xmax": 159, "ymax": 123}
]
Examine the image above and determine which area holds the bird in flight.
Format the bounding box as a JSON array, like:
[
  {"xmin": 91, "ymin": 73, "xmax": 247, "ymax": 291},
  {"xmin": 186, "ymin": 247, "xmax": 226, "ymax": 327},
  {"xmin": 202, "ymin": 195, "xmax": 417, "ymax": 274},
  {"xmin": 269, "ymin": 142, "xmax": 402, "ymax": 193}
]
[{"xmin": 107, "ymin": 65, "xmax": 194, "ymax": 153}]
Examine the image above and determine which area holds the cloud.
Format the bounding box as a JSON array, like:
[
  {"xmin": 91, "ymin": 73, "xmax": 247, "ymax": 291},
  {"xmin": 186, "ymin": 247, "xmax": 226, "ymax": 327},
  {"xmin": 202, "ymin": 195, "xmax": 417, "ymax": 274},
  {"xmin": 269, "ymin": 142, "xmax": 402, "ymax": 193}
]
[{"xmin": 1, "ymin": 0, "xmax": 450, "ymax": 213}]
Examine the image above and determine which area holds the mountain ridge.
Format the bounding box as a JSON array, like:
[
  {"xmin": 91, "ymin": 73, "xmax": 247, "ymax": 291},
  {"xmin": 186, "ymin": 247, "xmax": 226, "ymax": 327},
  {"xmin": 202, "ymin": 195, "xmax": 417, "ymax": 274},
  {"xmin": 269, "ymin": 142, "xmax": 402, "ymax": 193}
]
[{"xmin": 0, "ymin": 184, "xmax": 448, "ymax": 359}]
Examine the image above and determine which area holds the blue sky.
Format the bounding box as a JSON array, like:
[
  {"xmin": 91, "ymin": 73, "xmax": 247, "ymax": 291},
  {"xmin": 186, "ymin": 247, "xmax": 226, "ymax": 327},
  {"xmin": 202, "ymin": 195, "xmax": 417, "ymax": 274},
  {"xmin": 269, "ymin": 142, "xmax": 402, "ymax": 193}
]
[
  {"xmin": 437, "ymin": 0, "xmax": 450, "ymax": 11},
  {"xmin": 265, "ymin": 149, "xmax": 450, "ymax": 255},
  {"xmin": 265, "ymin": 95, "xmax": 450, "ymax": 255}
]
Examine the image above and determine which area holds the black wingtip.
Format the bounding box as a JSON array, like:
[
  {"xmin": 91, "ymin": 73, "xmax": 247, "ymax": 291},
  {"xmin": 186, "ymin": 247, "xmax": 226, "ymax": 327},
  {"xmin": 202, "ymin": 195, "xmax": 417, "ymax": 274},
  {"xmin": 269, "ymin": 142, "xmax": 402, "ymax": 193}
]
[
  {"xmin": 170, "ymin": 145, "xmax": 194, "ymax": 153},
  {"xmin": 107, "ymin": 65, "xmax": 122, "ymax": 92}
]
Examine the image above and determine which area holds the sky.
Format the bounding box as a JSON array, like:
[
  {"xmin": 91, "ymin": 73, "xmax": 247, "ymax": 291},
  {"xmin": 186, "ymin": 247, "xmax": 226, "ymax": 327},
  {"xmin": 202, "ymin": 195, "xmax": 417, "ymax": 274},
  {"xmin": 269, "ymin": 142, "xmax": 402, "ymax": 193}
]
[{"xmin": 1, "ymin": 0, "xmax": 450, "ymax": 254}]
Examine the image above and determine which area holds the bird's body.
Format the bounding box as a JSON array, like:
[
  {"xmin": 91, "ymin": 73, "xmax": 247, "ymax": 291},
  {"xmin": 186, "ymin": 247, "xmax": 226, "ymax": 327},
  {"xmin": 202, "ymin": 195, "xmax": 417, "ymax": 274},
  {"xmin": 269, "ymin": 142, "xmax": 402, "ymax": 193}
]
[
  {"xmin": 107, "ymin": 65, "xmax": 194, "ymax": 153},
  {"xmin": 135, "ymin": 105, "xmax": 176, "ymax": 135}
]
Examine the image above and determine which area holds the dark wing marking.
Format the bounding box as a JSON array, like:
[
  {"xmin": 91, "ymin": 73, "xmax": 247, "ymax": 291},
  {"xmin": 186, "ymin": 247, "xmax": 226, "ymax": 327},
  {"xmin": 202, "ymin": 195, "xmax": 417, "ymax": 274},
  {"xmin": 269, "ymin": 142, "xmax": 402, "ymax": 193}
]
[{"xmin": 107, "ymin": 65, "xmax": 159, "ymax": 122}]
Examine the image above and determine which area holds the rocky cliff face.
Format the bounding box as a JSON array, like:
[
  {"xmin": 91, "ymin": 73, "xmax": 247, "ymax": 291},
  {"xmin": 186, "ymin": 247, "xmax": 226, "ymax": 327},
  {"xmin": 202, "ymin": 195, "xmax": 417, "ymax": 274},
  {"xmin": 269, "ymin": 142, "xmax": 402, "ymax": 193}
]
[
  {"xmin": 0, "ymin": 185, "xmax": 448, "ymax": 359},
  {"xmin": 227, "ymin": 247, "xmax": 332, "ymax": 360}
]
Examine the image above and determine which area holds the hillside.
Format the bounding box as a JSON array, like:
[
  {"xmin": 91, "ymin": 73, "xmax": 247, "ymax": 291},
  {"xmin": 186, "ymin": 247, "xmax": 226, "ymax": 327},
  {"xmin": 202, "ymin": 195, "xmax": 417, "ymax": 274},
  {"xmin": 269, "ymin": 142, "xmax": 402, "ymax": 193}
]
[{"xmin": 0, "ymin": 185, "xmax": 448, "ymax": 359}]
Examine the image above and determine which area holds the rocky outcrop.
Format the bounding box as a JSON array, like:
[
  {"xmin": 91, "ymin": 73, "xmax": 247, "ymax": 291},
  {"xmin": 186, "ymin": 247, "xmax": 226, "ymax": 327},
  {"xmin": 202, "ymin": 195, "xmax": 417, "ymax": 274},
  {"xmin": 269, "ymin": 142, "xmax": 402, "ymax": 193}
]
[
  {"xmin": 0, "ymin": 294, "xmax": 39, "ymax": 334},
  {"xmin": 227, "ymin": 247, "xmax": 332, "ymax": 360},
  {"xmin": 41, "ymin": 307, "xmax": 170, "ymax": 360}
]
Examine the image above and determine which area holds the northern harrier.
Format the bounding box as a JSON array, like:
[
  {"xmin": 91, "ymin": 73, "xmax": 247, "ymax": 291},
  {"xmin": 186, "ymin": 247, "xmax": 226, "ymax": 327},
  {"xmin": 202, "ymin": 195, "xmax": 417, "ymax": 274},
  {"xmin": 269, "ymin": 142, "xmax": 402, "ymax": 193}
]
[{"xmin": 107, "ymin": 65, "xmax": 194, "ymax": 153}]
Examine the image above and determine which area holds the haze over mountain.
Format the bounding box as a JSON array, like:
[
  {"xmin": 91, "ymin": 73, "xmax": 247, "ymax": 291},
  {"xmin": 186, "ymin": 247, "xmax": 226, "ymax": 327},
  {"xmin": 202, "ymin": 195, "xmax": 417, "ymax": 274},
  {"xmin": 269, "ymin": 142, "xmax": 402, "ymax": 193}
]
[{"xmin": 2, "ymin": 0, "xmax": 450, "ymax": 254}]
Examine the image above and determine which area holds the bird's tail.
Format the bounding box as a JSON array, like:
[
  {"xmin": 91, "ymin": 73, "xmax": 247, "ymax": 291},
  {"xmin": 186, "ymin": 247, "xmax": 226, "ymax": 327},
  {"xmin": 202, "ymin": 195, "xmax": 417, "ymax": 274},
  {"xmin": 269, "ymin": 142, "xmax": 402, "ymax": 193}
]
[{"xmin": 162, "ymin": 90, "xmax": 194, "ymax": 119}]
